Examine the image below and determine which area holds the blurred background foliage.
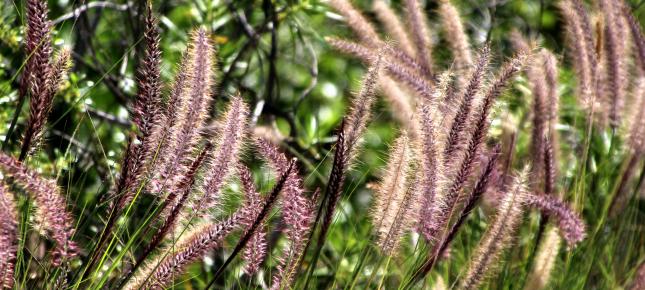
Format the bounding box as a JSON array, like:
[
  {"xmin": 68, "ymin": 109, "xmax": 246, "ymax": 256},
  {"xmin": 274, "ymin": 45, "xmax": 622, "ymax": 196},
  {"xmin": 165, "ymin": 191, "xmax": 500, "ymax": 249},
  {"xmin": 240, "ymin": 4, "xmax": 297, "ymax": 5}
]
[{"xmin": 0, "ymin": 0, "xmax": 644, "ymax": 288}]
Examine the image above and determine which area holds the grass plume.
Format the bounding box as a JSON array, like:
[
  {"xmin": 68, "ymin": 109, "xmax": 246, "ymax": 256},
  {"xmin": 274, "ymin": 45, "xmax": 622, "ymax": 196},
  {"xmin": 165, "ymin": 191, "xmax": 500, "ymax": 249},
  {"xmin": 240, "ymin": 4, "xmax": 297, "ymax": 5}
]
[
  {"xmin": 151, "ymin": 28, "xmax": 216, "ymax": 196},
  {"xmin": 0, "ymin": 152, "xmax": 78, "ymax": 266},
  {"xmin": 404, "ymin": 0, "xmax": 433, "ymax": 74},
  {"xmin": 458, "ymin": 167, "xmax": 529, "ymax": 290},
  {"xmin": 19, "ymin": 0, "xmax": 71, "ymax": 160},
  {"xmin": 196, "ymin": 95, "xmax": 249, "ymax": 216},
  {"xmin": 524, "ymin": 226, "xmax": 562, "ymax": 290},
  {"xmin": 438, "ymin": 0, "xmax": 472, "ymax": 71},
  {"xmin": 371, "ymin": 131, "xmax": 417, "ymax": 255},
  {"xmin": 525, "ymin": 193, "xmax": 586, "ymax": 248},
  {"xmin": 0, "ymin": 185, "xmax": 17, "ymax": 289},
  {"xmin": 372, "ymin": 0, "xmax": 416, "ymax": 57}
]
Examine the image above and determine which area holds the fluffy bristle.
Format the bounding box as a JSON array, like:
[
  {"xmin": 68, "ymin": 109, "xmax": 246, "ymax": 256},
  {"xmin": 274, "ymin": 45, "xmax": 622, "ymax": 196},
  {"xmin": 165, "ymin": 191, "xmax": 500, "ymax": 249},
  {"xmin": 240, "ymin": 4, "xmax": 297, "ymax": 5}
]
[
  {"xmin": 328, "ymin": 0, "xmax": 381, "ymax": 47},
  {"xmin": 243, "ymin": 225, "xmax": 267, "ymax": 276},
  {"xmin": 627, "ymin": 78, "xmax": 645, "ymax": 153},
  {"xmin": 599, "ymin": 0, "xmax": 628, "ymax": 128},
  {"xmin": 129, "ymin": 143, "xmax": 213, "ymax": 279},
  {"xmin": 127, "ymin": 217, "xmax": 242, "ymax": 290},
  {"xmin": 326, "ymin": 38, "xmax": 435, "ymax": 99},
  {"xmin": 559, "ymin": 0, "xmax": 597, "ymax": 112},
  {"xmin": 0, "ymin": 152, "xmax": 78, "ymax": 266},
  {"xmin": 132, "ymin": 2, "xmax": 163, "ymax": 143},
  {"xmin": 377, "ymin": 76, "xmax": 416, "ymax": 131},
  {"xmin": 0, "ymin": 185, "xmax": 17, "ymax": 289},
  {"xmin": 438, "ymin": 0, "xmax": 472, "ymax": 71},
  {"xmin": 444, "ymin": 46, "xmax": 491, "ymax": 160},
  {"xmin": 430, "ymin": 52, "xmax": 527, "ymax": 245},
  {"xmin": 19, "ymin": 0, "xmax": 73, "ymax": 160},
  {"xmin": 343, "ymin": 52, "xmax": 383, "ymax": 164},
  {"xmin": 151, "ymin": 28, "xmax": 216, "ymax": 196},
  {"xmin": 458, "ymin": 167, "xmax": 529, "ymax": 290},
  {"xmin": 372, "ymin": 0, "xmax": 416, "ymax": 57},
  {"xmin": 524, "ymin": 226, "xmax": 562, "ymax": 290},
  {"xmin": 239, "ymin": 166, "xmax": 268, "ymax": 276},
  {"xmin": 404, "ymin": 0, "xmax": 433, "ymax": 74},
  {"xmin": 416, "ymin": 101, "xmax": 442, "ymax": 241},
  {"xmin": 525, "ymin": 193, "xmax": 586, "ymax": 247},
  {"xmin": 196, "ymin": 95, "xmax": 249, "ymax": 216},
  {"xmin": 371, "ymin": 132, "xmax": 418, "ymax": 255},
  {"xmin": 270, "ymin": 181, "xmax": 315, "ymax": 289}
]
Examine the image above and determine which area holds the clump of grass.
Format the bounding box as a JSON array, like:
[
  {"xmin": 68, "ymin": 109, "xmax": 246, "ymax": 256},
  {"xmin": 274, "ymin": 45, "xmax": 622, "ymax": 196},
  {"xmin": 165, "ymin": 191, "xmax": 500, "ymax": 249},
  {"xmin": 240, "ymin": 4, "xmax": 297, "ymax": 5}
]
[
  {"xmin": 19, "ymin": 0, "xmax": 72, "ymax": 161},
  {"xmin": 1, "ymin": 0, "xmax": 644, "ymax": 289},
  {"xmin": 0, "ymin": 152, "xmax": 78, "ymax": 266}
]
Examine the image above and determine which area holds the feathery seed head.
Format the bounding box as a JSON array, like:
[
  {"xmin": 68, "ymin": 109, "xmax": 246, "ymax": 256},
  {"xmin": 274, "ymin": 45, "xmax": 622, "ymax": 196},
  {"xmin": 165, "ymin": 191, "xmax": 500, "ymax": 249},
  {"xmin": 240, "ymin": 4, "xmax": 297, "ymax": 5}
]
[
  {"xmin": 328, "ymin": 0, "xmax": 381, "ymax": 47},
  {"xmin": 238, "ymin": 165, "xmax": 268, "ymax": 276},
  {"xmin": 243, "ymin": 225, "xmax": 267, "ymax": 276},
  {"xmin": 377, "ymin": 76, "xmax": 417, "ymax": 131},
  {"xmin": 627, "ymin": 77, "xmax": 645, "ymax": 153},
  {"xmin": 438, "ymin": 0, "xmax": 472, "ymax": 70},
  {"xmin": 525, "ymin": 193, "xmax": 586, "ymax": 248},
  {"xmin": 326, "ymin": 37, "xmax": 435, "ymax": 100},
  {"xmin": 524, "ymin": 227, "xmax": 562, "ymax": 290},
  {"xmin": 372, "ymin": 0, "xmax": 416, "ymax": 57},
  {"xmin": 129, "ymin": 216, "xmax": 242, "ymax": 290},
  {"xmin": 19, "ymin": 0, "xmax": 67, "ymax": 160},
  {"xmin": 132, "ymin": 3, "xmax": 163, "ymax": 139},
  {"xmin": 444, "ymin": 45, "xmax": 491, "ymax": 160},
  {"xmin": 0, "ymin": 152, "xmax": 78, "ymax": 266},
  {"xmin": 197, "ymin": 95, "xmax": 249, "ymax": 216},
  {"xmin": 50, "ymin": 48, "xmax": 72, "ymax": 94},
  {"xmin": 458, "ymin": 167, "xmax": 529, "ymax": 290},
  {"xmin": 416, "ymin": 101, "xmax": 445, "ymax": 241},
  {"xmin": 559, "ymin": 0, "xmax": 597, "ymax": 112},
  {"xmin": 344, "ymin": 53, "xmax": 383, "ymax": 164},
  {"xmin": 599, "ymin": 0, "xmax": 628, "ymax": 128},
  {"xmin": 371, "ymin": 131, "xmax": 418, "ymax": 255},
  {"xmin": 152, "ymin": 27, "xmax": 217, "ymax": 194},
  {"xmin": 343, "ymin": 51, "xmax": 383, "ymax": 165},
  {"xmin": 0, "ymin": 185, "xmax": 18, "ymax": 289},
  {"xmin": 404, "ymin": 0, "xmax": 434, "ymax": 74}
]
